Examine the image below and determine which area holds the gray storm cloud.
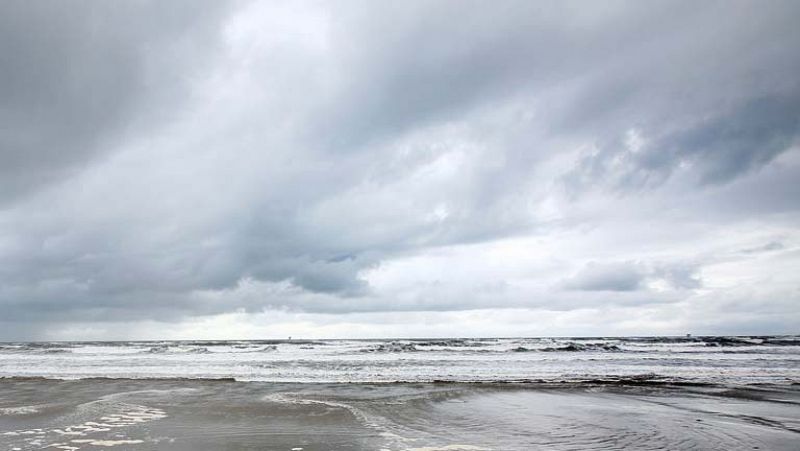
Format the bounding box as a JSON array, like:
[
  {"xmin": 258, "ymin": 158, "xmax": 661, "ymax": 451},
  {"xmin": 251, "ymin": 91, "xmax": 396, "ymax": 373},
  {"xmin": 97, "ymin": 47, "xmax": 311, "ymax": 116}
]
[
  {"xmin": 0, "ymin": 0, "xmax": 798, "ymax": 339},
  {"xmin": 0, "ymin": 0, "xmax": 232, "ymax": 205}
]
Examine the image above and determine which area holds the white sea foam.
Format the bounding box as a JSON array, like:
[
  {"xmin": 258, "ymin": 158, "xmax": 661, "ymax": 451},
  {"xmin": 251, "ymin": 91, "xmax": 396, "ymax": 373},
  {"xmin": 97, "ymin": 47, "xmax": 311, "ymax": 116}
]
[
  {"xmin": 1, "ymin": 402, "xmax": 166, "ymax": 450},
  {"xmin": 0, "ymin": 405, "xmax": 39, "ymax": 415},
  {"xmin": 0, "ymin": 337, "xmax": 797, "ymax": 384}
]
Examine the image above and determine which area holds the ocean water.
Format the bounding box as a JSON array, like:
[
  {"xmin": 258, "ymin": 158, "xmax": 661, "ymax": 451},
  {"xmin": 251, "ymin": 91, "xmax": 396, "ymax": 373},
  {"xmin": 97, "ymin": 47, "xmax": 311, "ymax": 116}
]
[
  {"xmin": 2, "ymin": 337, "xmax": 800, "ymax": 450},
  {"xmin": 2, "ymin": 379, "xmax": 800, "ymax": 451},
  {"xmin": 1, "ymin": 336, "xmax": 798, "ymax": 384}
]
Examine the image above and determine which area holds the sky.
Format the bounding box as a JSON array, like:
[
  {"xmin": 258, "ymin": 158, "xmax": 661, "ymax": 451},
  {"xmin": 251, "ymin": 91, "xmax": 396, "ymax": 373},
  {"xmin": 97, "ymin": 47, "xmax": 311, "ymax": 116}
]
[{"xmin": 0, "ymin": 0, "xmax": 798, "ymax": 340}]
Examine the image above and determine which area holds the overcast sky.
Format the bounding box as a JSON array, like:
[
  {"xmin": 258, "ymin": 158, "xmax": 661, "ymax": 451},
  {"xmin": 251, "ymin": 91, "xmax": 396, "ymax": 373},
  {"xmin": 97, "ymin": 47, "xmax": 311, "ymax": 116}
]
[{"xmin": 1, "ymin": 0, "xmax": 798, "ymax": 340}]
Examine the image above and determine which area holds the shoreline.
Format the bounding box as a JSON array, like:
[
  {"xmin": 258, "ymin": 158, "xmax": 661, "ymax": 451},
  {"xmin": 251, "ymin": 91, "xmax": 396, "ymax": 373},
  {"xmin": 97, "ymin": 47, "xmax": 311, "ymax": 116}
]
[{"xmin": 1, "ymin": 375, "xmax": 797, "ymax": 387}]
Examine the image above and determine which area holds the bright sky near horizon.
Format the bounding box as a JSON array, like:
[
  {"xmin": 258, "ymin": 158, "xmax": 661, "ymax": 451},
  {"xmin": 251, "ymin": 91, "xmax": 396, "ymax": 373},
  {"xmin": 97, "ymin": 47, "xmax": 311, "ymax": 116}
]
[{"xmin": 0, "ymin": 0, "xmax": 798, "ymax": 340}]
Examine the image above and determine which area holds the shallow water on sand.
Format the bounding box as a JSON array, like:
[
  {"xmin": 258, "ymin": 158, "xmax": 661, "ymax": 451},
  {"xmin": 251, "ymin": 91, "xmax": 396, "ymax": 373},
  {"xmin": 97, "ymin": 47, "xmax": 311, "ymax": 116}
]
[{"xmin": 1, "ymin": 379, "xmax": 798, "ymax": 450}]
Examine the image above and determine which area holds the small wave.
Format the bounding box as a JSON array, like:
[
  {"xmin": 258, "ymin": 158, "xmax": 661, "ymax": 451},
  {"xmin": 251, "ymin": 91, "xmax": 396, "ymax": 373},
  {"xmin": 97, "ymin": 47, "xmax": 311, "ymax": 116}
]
[
  {"xmin": 0, "ymin": 344, "xmax": 73, "ymax": 354},
  {"xmin": 573, "ymin": 373, "xmax": 714, "ymax": 386},
  {"xmin": 545, "ymin": 343, "xmax": 621, "ymax": 352},
  {"xmin": 414, "ymin": 339, "xmax": 486, "ymax": 348},
  {"xmin": 619, "ymin": 335, "xmax": 800, "ymax": 347},
  {"xmin": 701, "ymin": 337, "xmax": 764, "ymax": 347},
  {"xmin": 7, "ymin": 342, "xmax": 75, "ymax": 349},
  {"xmin": 287, "ymin": 340, "xmax": 330, "ymax": 346},
  {"xmin": 360, "ymin": 342, "xmax": 419, "ymax": 353},
  {"xmin": 763, "ymin": 338, "xmax": 800, "ymax": 346},
  {"xmin": 510, "ymin": 343, "xmax": 621, "ymax": 352},
  {"xmin": 236, "ymin": 345, "xmax": 278, "ymax": 353},
  {"xmin": 177, "ymin": 340, "xmax": 235, "ymax": 346},
  {"xmin": 142, "ymin": 346, "xmax": 211, "ymax": 354}
]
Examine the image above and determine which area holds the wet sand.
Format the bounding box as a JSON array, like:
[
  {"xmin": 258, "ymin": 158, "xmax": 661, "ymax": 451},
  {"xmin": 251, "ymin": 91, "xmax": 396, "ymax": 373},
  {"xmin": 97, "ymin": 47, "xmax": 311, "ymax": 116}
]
[{"xmin": 1, "ymin": 379, "xmax": 798, "ymax": 450}]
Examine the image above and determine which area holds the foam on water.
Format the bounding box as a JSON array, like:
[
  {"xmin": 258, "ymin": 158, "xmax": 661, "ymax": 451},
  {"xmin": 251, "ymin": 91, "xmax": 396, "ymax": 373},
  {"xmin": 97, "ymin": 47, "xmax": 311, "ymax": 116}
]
[
  {"xmin": 0, "ymin": 336, "xmax": 798, "ymax": 384},
  {"xmin": 1, "ymin": 400, "xmax": 166, "ymax": 450}
]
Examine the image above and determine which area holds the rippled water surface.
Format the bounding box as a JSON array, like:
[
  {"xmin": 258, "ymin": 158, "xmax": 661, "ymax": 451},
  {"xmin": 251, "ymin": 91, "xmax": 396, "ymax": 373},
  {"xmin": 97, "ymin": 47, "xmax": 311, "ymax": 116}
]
[{"xmin": 0, "ymin": 379, "xmax": 798, "ymax": 451}]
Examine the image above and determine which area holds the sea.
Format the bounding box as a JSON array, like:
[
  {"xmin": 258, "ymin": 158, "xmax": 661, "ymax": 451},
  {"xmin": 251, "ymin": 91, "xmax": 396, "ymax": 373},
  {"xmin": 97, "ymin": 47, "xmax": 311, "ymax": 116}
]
[
  {"xmin": 0, "ymin": 335, "xmax": 798, "ymax": 384},
  {"xmin": 1, "ymin": 336, "xmax": 799, "ymax": 450}
]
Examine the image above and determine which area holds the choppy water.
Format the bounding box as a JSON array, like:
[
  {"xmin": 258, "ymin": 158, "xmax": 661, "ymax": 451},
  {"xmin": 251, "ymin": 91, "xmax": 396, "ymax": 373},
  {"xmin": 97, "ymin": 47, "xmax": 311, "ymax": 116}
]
[{"xmin": 1, "ymin": 336, "xmax": 798, "ymax": 384}]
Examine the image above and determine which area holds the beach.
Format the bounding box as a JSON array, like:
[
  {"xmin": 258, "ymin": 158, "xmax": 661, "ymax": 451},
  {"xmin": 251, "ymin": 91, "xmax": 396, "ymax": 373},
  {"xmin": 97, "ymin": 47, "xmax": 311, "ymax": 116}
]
[
  {"xmin": 1, "ymin": 337, "xmax": 799, "ymax": 450},
  {"xmin": 1, "ymin": 378, "xmax": 799, "ymax": 450}
]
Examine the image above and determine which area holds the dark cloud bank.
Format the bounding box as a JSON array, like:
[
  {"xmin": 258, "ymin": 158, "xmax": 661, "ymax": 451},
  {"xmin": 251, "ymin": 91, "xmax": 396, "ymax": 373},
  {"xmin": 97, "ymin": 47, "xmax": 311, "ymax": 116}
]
[{"xmin": 0, "ymin": 0, "xmax": 798, "ymax": 339}]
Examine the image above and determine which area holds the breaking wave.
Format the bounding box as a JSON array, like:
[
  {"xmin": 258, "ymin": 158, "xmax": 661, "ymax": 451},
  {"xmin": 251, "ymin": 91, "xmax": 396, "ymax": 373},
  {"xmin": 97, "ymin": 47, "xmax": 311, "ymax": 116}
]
[
  {"xmin": 142, "ymin": 346, "xmax": 211, "ymax": 354},
  {"xmin": 1, "ymin": 336, "xmax": 797, "ymax": 385}
]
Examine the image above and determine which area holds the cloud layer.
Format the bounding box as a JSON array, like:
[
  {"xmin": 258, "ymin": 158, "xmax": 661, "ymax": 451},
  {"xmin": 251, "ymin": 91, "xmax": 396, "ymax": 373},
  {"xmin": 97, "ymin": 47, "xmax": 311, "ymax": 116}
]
[{"xmin": 1, "ymin": 0, "xmax": 798, "ymax": 339}]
